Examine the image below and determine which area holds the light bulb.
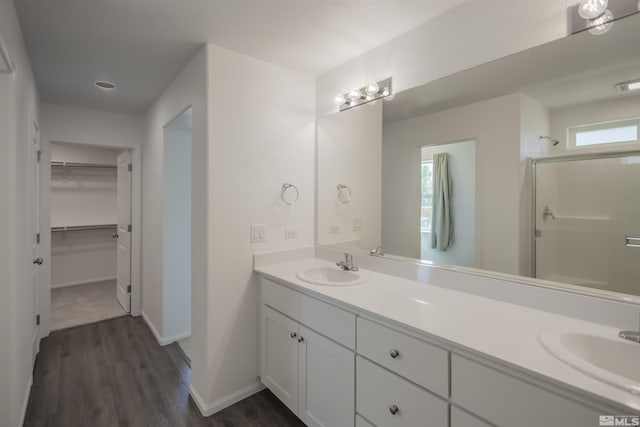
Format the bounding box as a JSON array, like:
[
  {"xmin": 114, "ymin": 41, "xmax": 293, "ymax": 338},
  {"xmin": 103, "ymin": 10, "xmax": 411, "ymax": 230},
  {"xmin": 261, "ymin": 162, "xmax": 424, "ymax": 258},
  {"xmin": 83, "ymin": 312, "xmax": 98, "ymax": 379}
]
[
  {"xmin": 578, "ymin": 0, "xmax": 608, "ymax": 19},
  {"xmin": 348, "ymin": 89, "xmax": 363, "ymax": 101},
  {"xmin": 381, "ymin": 87, "xmax": 390, "ymax": 97},
  {"xmin": 365, "ymin": 82, "xmax": 379, "ymax": 96},
  {"xmin": 334, "ymin": 94, "xmax": 346, "ymax": 105},
  {"xmin": 588, "ymin": 9, "xmax": 614, "ymax": 35}
]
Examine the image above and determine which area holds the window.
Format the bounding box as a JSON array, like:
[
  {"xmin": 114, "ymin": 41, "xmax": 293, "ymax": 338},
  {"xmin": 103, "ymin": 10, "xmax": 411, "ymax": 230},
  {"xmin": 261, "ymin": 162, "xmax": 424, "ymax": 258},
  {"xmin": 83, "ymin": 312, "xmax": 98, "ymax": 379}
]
[
  {"xmin": 420, "ymin": 160, "xmax": 433, "ymax": 233},
  {"xmin": 569, "ymin": 118, "xmax": 640, "ymax": 149}
]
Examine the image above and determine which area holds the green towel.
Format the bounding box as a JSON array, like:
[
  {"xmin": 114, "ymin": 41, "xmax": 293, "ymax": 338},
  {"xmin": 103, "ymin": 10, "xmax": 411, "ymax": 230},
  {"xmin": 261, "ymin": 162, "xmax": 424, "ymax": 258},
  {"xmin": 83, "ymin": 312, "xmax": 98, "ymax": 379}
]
[{"xmin": 431, "ymin": 153, "xmax": 453, "ymax": 251}]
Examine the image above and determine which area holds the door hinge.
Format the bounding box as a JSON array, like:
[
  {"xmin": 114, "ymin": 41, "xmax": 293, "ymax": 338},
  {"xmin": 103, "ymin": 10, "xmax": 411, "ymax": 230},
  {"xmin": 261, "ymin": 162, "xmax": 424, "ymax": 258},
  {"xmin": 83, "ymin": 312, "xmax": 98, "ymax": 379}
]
[
  {"xmin": 128, "ymin": 224, "xmax": 132, "ymax": 232},
  {"xmin": 36, "ymin": 233, "xmax": 40, "ymax": 244},
  {"xmin": 36, "ymin": 314, "xmax": 40, "ymax": 325},
  {"xmin": 127, "ymin": 285, "xmax": 131, "ymax": 293},
  {"xmin": 37, "ymin": 150, "xmax": 41, "ymax": 163},
  {"xmin": 128, "ymin": 163, "xmax": 132, "ymax": 172}
]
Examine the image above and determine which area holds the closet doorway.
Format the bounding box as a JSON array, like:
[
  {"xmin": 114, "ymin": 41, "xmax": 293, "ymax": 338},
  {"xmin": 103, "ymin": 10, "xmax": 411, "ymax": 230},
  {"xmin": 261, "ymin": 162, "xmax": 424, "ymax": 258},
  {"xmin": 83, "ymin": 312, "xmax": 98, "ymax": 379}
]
[
  {"xmin": 49, "ymin": 142, "xmax": 132, "ymax": 330},
  {"xmin": 163, "ymin": 107, "xmax": 192, "ymax": 362}
]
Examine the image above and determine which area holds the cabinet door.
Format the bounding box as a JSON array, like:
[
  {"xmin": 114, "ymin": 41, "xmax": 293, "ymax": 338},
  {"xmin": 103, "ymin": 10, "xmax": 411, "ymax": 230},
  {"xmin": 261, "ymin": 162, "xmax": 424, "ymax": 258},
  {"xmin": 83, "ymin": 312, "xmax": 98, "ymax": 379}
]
[
  {"xmin": 260, "ymin": 306, "xmax": 299, "ymax": 414},
  {"xmin": 299, "ymin": 326, "xmax": 355, "ymax": 427}
]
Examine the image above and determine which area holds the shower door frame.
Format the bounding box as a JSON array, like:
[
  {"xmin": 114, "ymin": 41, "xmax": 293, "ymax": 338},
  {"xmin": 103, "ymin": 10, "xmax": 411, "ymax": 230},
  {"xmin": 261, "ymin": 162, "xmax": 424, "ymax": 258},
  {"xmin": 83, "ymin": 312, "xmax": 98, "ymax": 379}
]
[{"xmin": 530, "ymin": 149, "xmax": 640, "ymax": 279}]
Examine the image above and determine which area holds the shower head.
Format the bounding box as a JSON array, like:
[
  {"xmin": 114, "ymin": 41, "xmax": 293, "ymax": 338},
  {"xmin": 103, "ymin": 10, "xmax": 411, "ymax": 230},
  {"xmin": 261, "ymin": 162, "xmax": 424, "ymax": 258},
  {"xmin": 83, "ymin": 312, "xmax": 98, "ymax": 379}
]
[{"xmin": 539, "ymin": 135, "xmax": 560, "ymax": 146}]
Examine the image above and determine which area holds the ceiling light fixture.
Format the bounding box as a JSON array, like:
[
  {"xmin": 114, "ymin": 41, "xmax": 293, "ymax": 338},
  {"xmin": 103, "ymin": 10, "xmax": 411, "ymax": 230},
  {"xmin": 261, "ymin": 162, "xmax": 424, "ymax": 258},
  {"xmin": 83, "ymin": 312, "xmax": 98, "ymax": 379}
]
[
  {"xmin": 334, "ymin": 77, "xmax": 392, "ymax": 112},
  {"xmin": 615, "ymin": 78, "xmax": 640, "ymax": 92},
  {"xmin": 95, "ymin": 81, "xmax": 116, "ymax": 90},
  {"xmin": 578, "ymin": 0, "xmax": 608, "ymax": 19}
]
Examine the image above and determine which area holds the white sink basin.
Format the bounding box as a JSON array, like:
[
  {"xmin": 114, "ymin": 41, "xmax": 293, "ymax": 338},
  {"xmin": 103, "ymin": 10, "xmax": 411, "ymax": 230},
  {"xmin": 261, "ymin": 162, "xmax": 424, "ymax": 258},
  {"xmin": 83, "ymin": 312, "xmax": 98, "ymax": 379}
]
[
  {"xmin": 296, "ymin": 266, "xmax": 367, "ymax": 286},
  {"xmin": 539, "ymin": 331, "xmax": 640, "ymax": 394}
]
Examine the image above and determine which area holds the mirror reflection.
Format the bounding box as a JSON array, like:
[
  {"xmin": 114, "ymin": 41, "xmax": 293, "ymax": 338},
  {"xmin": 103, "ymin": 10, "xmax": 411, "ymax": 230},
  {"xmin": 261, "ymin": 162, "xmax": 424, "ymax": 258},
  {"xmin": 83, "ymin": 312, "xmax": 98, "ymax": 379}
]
[{"xmin": 317, "ymin": 13, "xmax": 640, "ymax": 297}]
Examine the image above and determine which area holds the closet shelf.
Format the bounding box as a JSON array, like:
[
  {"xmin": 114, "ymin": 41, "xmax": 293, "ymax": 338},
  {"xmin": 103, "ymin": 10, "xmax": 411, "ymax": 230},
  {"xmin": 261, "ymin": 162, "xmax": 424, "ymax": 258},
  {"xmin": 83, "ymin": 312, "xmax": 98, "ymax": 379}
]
[
  {"xmin": 51, "ymin": 161, "xmax": 117, "ymax": 169},
  {"xmin": 51, "ymin": 224, "xmax": 117, "ymax": 233}
]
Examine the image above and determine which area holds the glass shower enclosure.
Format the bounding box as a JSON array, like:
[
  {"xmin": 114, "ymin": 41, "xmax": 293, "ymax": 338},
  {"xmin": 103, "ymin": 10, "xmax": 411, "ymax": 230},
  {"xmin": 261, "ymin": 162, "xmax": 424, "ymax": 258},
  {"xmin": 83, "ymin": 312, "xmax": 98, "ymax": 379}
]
[{"xmin": 533, "ymin": 151, "xmax": 640, "ymax": 296}]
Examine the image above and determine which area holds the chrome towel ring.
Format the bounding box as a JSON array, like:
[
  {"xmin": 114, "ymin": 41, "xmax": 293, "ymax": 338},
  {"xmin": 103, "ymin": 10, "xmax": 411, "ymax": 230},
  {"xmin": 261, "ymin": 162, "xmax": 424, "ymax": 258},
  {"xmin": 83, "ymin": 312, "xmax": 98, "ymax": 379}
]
[
  {"xmin": 337, "ymin": 184, "xmax": 352, "ymax": 204},
  {"xmin": 281, "ymin": 183, "xmax": 299, "ymax": 205}
]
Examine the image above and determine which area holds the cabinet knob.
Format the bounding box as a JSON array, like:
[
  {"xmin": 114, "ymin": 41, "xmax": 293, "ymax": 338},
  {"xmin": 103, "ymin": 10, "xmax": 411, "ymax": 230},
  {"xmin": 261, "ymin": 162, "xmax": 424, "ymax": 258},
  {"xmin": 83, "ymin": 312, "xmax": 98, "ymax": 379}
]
[
  {"xmin": 389, "ymin": 404, "xmax": 399, "ymax": 415},
  {"xmin": 298, "ymin": 336, "xmax": 304, "ymax": 343},
  {"xmin": 291, "ymin": 332, "xmax": 297, "ymax": 339},
  {"xmin": 390, "ymin": 349, "xmax": 400, "ymax": 359}
]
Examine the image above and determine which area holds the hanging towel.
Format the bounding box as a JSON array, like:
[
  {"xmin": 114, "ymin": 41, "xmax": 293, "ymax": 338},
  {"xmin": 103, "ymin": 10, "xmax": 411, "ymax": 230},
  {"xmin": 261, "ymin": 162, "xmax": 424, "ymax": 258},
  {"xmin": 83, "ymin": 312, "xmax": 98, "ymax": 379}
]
[{"xmin": 431, "ymin": 153, "xmax": 453, "ymax": 251}]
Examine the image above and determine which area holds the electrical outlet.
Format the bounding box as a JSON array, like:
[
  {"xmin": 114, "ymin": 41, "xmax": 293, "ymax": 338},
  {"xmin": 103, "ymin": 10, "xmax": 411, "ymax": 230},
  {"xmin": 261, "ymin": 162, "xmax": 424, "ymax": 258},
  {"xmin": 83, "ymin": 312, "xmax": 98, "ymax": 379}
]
[
  {"xmin": 329, "ymin": 225, "xmax": 340, "ymax": 234},
  {"xmin": 250, "ymin": 224, "xmax": 266, "ymax": 243},
  {"xmin": 352, "ymin": 218, "xmax": 362, "ymax": 231},
  {"xmin": 284, "ymin": 229, "xmax": 297, "ymax": 239}
]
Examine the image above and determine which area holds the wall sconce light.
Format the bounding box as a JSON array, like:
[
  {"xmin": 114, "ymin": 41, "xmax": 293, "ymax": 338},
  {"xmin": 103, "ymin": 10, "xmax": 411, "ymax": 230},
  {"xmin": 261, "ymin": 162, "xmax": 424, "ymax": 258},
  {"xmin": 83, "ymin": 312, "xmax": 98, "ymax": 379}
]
[{"xmin": 334, "ymin": 77, "xmax": 392, "ymax": 112}]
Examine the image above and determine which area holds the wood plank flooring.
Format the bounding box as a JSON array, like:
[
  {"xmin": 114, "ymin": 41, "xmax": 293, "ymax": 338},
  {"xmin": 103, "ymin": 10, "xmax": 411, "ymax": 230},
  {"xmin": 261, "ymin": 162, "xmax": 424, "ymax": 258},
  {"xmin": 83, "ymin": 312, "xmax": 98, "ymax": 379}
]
[{"xmin": 24, "ymin": 316, "xmax": 305, "ymax": 427}]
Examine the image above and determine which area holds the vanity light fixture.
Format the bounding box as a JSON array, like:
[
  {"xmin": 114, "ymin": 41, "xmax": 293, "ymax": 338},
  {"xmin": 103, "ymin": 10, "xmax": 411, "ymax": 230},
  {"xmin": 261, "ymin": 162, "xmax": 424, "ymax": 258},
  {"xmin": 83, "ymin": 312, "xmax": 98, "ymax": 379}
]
[
  {"xmin": 616, "ymin": 78, "xmax": 640, "ymax": 92},
  {"xmin": 578, "ymin": 0, "xmax": 608, "ymax": 19},
  {"xmin": 588, "ymin": 8, "xmax": 615, "ymax": 34},
  {"xmin": 335, "ymin": 77, "xmax": 392, "ymax": 112}
]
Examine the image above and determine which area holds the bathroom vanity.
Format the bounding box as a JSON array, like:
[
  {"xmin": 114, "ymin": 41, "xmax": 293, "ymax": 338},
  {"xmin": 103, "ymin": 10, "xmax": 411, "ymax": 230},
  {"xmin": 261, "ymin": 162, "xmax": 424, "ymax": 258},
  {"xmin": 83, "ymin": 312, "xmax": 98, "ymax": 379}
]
[{"xmin": 255, "ymin": 250, "xmax": 640, "ymax": 427}]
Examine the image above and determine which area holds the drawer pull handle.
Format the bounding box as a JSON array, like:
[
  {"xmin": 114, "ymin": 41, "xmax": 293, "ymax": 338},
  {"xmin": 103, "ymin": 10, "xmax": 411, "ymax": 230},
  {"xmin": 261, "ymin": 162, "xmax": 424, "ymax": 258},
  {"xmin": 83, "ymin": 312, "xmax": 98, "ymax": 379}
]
[
  {"xmin": 298, "ymin": 336, "xmax": 304, "ymax": 343},
  {"xmin": 389, "ymin": 349, "xmax": 400, "ymax": 359},
  {"xmin": 291, "ymin": 332, "xmax": 297, "ymax": 339},
  {"xmin": 389, "ymin": 404, "xmax": 399, "ymax": 415}
]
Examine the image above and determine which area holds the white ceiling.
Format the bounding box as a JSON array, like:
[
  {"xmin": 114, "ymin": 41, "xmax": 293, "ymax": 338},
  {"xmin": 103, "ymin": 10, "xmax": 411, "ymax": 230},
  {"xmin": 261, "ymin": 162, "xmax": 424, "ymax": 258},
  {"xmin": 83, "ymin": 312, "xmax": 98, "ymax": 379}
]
[
  {"xmin": 383, "ymin": 12, "xmax": 640, "ymax": 124},
  {"xmin": 14, "ymin": 0, "xmax": 468, "ymax": 114}
]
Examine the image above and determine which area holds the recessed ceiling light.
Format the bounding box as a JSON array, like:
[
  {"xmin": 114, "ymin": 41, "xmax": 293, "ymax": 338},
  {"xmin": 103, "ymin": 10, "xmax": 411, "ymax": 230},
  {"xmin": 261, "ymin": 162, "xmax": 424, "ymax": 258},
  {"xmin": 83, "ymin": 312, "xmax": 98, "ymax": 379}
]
[
  {"xmin": 95, "ymin": 81, "xmax": 116, "ymax": 90},
  {"xmin": 616, "ymin": 79, "xmax": 640, "ymax": 92}
]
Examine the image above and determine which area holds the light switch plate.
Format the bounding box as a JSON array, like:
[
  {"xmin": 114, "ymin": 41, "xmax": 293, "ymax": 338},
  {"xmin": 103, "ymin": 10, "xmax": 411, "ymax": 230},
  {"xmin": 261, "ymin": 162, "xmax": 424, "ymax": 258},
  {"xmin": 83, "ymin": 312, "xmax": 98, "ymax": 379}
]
[{"xmin": 250, "ymin": 224, "xmax": 266, "ymax": 243}]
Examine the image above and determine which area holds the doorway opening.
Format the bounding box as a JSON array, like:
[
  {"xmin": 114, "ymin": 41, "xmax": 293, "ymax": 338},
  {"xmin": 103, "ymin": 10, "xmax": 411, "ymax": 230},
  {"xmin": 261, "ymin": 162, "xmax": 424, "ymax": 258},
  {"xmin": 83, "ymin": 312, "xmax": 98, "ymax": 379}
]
[
  {"xmin": 49, "ymin": 142, "xmax": 132, "ymax": 330},
  {"xmin": 163, "ymin": 107, "xmax": 193, "ymax": 362}
]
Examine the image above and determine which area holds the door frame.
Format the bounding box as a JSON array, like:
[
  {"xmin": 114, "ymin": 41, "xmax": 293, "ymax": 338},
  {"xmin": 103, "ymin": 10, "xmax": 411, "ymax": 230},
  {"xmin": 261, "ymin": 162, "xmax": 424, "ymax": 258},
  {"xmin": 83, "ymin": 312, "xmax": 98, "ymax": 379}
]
[{"xmin": 39, "ymin": 141, "xmax": 142, "ymax": 337}]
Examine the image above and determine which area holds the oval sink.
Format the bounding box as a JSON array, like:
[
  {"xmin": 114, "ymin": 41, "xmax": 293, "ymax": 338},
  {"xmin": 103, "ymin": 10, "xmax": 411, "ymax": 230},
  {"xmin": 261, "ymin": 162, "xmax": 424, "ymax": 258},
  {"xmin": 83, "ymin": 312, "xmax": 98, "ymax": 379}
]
[
  {"xmin": 539, "ymin": 331, "xmax": 640, "ymax": 394},
  {"xmin": 296, "ymin": 267, "xmax": 367, "ymax": 286}
]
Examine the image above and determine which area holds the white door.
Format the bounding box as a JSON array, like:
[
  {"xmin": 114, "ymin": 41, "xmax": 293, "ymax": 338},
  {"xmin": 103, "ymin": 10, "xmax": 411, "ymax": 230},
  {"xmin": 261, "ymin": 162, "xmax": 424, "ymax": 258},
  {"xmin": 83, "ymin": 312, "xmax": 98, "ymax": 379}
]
[
  {"xmin": 260, "ymin": 306, "xmax": 299, "ymax": 414},
  {"xmin": 298, "ymin": 326, "xmax": 355, "ymax": 427},
  {"xmin": 31, "ymin": 120, "xmax": 41, "ymax": 360},
  {"xmin": 116, "ymin": 151, "xmax": 132, "ymax": 312}
]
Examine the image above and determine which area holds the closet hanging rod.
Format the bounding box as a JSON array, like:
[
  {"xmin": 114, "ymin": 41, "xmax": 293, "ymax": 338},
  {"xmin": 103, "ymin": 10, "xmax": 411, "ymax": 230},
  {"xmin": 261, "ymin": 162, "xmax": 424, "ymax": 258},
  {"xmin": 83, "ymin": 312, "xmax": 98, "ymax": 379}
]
[
  {"xmin": 51, "ymin": 224, "xmax": 117, "ymax": 233},
  {"xmin": 50, "ymin": 161, "xmax": 117, "ymax": 169}
]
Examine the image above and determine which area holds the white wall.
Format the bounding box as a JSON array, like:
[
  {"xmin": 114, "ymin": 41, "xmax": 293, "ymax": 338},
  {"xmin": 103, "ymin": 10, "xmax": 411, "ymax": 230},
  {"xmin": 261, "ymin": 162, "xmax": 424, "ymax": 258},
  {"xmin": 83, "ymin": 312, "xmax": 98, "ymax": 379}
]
[
  {"xmin": 316, "ymin": 0, "xmax": 580, "ymax": 117},
  {"xmin": 162, "ymin": 124, "xmax": 192, "ymax": 340},
  {"xmin": 0, "ymin": 1, "xmax": 40, "ymax": 425},
  {"xmin": 548, "ymin": 94, "xmax": 640, "ymax": 156},
  {"xmin": 49, "ymin": 143, "xmax": 121, "ymax": 288},
  {"xmin": 317, "ymin": 102, "xmax": 382, "ymax": 250},
  {"xmin": 418, "ymin": 141, "xmax": 476, "ymax": 266},
  {"xmin": 40, "ymin": 104, "xmax": 143, "ymax": 334},
  {"xmin": 142, "ymin": 46, "xmax": 209, "ymax": 406},
  {"xmin": 204, "ymin": 44, "xmax": 315, "ymax": 414}
]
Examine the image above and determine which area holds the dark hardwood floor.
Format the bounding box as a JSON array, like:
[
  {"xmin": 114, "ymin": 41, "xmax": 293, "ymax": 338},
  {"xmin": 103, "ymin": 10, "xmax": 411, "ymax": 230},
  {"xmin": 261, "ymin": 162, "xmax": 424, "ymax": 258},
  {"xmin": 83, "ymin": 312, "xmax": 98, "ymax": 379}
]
[{"xmin": 24, "ymin": 316, "xmax": 305, "ymax": 427}]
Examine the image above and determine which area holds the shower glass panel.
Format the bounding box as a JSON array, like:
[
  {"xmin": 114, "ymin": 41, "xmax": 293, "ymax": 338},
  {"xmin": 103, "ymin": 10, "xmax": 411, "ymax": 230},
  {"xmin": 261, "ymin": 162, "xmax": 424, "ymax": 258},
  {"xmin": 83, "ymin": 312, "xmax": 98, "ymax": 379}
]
[{"xmin": 534, "ymin": 153, "xmax": 640, "ymax": 296}]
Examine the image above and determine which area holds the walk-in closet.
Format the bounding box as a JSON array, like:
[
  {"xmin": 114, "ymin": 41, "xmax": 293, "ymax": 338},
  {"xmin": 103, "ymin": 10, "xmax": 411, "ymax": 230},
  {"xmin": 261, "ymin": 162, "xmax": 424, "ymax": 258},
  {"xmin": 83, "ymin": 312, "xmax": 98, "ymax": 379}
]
[{"xmin": 50, "ymin": 142, "xmax": 132, "ymax": 330}]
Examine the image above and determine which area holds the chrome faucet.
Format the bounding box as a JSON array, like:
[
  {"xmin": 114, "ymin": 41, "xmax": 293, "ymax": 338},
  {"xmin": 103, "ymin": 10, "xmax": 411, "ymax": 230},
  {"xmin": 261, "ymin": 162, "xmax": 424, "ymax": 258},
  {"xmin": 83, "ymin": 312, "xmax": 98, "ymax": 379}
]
[
  {"xmin": 619, "ymin": 314, "xmax": 640, "ymax": 343},
  {"xmin": 336, "ymin": 253, "xmax": 358, "ymax": 271},
  {"xmin": 369, "ymin": 246, "xmax": 384, "ymax": 256}
]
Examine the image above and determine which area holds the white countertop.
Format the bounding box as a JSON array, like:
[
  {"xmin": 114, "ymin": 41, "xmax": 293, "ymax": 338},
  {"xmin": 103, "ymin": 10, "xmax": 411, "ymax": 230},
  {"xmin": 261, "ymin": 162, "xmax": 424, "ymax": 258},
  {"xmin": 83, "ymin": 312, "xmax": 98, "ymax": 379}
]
[{"xmin": 255, "ymin": 256, "xmax": 640, "ymax": 412}]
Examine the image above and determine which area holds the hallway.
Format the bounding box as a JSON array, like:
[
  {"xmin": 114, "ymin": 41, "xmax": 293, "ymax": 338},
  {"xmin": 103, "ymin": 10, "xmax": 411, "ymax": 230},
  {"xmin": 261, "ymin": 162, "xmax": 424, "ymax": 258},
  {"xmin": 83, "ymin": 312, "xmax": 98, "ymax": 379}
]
[{"xmin": 24, "ymin": 316, "xmax": 304, "ymax": 427}]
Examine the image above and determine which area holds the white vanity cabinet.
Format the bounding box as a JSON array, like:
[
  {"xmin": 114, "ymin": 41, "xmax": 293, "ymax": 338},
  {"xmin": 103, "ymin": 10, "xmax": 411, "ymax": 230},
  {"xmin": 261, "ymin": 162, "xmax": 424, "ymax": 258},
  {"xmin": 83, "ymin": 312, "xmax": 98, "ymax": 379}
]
[{"xmin": 260, "ymin": 278, "xmax": 356, "ymax": 427}]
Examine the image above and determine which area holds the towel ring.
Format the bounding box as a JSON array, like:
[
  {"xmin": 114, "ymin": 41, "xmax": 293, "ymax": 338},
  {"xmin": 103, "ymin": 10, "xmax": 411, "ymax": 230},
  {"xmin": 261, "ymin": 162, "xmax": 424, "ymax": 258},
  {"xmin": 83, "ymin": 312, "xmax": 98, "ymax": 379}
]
[
  {"xmin": 281, "ymin": 183, "xmax": 299, "ymax": 205},
  {"xmin": 337, "ymin": 184, "xmax": 352, "ymax": 204}
]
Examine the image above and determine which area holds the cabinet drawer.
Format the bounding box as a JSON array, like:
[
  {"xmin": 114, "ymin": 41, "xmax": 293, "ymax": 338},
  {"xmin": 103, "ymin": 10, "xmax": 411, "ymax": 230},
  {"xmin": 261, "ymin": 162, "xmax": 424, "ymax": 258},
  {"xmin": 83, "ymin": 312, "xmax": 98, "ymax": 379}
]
[
  {"xmin": 451, "ymin": 355, "xmax": 601, "ymax": 427},
  {"xmin": 357, "ymin": 317, "xmax": 448, "ymax": 397},
  {"xmin": 357, "ymin": 356, "xmax": 447, "ymax": 427},
  {"xmin": 262, "ymin": 277, "xmax": 299, "ymax": 319},
  {"xmin": 451, "ymin": 407, "xmax": 492, "ymax": 427},
  {"xmin": 300, "ymin": 294, "xmax": 355, "ymax": 349}
]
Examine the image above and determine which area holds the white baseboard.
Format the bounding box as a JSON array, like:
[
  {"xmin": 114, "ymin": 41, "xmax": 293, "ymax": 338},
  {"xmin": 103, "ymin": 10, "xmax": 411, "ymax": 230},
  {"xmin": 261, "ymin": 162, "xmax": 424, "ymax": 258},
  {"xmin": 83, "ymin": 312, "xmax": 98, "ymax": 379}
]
[
  {"xmin": 18, "ymin": 374, "xmax": 33, "ymax": 427},
  {"xmin": 140, "ymin": 311, "xmax": 190, "ymax": 346},
  {"xmin": 189, "ymin": 382, "xmax": 265, "ymax": 417},
  {"xmin": 51, "ymin": 275, "xmax": 117, "ymax": 289}
]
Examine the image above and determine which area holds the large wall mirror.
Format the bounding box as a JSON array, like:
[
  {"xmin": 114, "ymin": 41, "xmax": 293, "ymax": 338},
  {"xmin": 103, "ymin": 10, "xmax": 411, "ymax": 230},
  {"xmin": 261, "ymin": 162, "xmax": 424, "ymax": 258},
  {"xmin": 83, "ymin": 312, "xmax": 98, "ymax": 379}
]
[{"xmin": 317, "ymin": 12, "xmax": 640, "ymax": 298}]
